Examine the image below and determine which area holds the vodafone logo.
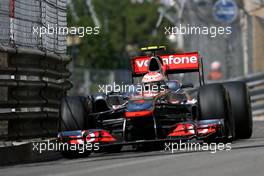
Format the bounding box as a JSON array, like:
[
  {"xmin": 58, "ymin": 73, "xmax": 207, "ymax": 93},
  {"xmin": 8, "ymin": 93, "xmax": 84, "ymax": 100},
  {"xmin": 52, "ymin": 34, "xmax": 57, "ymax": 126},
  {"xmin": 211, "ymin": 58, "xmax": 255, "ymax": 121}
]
[
  {"xmin": 135, "ymin": 60, "xmax": 148, "ymax": 67},
  {"xmin": 162, "ymin": 55, "xmax": 198, "ymax": 65},
  {"xmin": 135, "ymin": 55, "xmax": 198, "ymax": 68}
]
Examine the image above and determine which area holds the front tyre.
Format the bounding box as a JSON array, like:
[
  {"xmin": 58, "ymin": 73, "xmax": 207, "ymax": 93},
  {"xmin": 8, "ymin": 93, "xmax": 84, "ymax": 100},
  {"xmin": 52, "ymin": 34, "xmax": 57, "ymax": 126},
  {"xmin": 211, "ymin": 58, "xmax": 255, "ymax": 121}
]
[
  {"xmin": 60, "ymin": 96, "xmax": 93, "ymax": 131},
  {"xmin": 197, "ymin": 84, "xmax": 234, "ymax": 142},
  {"xmin": 59, "ymin": 96, "xmax": 94, "ymax": 158}
]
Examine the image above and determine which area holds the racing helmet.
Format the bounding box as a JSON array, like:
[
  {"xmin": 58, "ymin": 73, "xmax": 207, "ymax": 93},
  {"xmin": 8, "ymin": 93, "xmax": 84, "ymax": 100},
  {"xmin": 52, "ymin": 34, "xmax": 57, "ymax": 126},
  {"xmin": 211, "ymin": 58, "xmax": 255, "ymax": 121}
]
[
  {"xmin": 141, "ymin": 72, "xmax": 166, "ymax": 93},
  {"xmin": 141, "ymin": 72, "xmax": 164, "ymax": 83}
]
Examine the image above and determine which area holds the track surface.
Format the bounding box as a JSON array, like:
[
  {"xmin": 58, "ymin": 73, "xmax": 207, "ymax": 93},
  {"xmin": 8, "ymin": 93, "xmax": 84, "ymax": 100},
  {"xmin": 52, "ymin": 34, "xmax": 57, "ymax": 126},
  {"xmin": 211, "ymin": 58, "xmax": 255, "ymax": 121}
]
[{"xmin": 1, "ymin": 120, "xmax": 264, "ymax": 176}]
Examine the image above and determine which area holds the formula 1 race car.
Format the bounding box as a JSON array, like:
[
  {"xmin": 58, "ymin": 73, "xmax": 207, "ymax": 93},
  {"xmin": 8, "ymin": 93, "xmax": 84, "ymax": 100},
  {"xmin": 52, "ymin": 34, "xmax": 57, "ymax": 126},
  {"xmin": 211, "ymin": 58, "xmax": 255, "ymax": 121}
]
[{"xmin": 58, "ymin": 46, "xmax": 252, "ymax": 157}]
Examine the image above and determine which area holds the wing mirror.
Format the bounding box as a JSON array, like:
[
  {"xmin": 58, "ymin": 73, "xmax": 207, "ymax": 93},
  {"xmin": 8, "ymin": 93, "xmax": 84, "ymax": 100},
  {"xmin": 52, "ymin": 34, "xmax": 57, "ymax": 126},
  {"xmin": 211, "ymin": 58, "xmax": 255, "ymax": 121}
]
[{"xmin": 166, "ymin": 81, "xmax": 181, "ymax": 91}]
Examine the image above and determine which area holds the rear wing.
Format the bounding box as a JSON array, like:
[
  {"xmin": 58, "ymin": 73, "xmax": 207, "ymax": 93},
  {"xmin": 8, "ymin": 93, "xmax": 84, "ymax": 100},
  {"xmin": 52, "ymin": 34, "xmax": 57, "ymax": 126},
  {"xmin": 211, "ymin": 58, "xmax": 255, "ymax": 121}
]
[
  {"xmin": 131, "ymin": 52, "xmax": 205, "ymax": 85},
  {"xmin": 131, "ymin": 52, "xmax": 199, "ymax": 75}
]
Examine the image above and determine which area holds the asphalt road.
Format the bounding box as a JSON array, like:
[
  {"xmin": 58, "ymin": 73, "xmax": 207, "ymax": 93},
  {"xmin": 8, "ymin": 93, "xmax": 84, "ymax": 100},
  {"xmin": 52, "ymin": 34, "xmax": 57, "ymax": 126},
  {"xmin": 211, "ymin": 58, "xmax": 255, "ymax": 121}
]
[{"xmin": 1, "ymin": 119, "xmax": 264, "ymax": 176}]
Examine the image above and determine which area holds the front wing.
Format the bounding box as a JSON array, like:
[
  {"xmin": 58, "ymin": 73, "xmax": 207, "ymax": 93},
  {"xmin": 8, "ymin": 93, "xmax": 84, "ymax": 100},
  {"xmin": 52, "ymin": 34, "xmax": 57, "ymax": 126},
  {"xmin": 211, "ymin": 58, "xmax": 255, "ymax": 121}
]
[{"xmin": 58, "ymin": 119, "xmax": 226, "ymax": 147}]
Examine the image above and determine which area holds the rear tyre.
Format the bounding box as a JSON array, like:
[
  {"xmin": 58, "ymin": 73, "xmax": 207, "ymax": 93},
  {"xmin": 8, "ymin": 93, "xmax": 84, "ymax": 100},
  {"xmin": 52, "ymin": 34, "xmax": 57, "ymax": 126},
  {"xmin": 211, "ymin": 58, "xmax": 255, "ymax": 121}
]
[
  {"xmin": 223, "ymin": 82, "xmax": 252, "ymax": 139},
  {"xmin": 197, "ymin": 84, "xmax": 234, "ymax": 142}
]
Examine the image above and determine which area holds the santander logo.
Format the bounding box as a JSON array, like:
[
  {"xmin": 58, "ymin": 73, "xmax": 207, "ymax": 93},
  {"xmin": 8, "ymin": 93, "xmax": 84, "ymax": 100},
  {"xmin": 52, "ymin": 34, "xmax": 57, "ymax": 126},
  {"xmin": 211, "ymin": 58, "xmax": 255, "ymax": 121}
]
[{"xmin": 135, "ymin": 55, "xmax": 198, "ymax": 68}]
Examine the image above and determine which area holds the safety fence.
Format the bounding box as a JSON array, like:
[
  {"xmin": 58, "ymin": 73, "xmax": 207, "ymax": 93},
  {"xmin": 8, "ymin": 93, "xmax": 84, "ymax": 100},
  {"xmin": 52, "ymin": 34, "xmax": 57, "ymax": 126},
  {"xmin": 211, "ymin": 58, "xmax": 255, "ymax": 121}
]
[
  {"xmin": 0, "ymin": 0, "xmax": 67, "ymax": 54},
  {"xmin": 242, "ymin": 72, "xmax": 264, "ymax": 116}
]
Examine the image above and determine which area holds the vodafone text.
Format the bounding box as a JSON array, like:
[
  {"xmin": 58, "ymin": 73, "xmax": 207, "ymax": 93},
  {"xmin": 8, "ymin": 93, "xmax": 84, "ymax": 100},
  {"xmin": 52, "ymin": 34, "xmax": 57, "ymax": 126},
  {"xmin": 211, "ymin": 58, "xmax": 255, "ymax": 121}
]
[{"xmin": 135, "ymin": 55, "xmax": 198, "ymax": 67}]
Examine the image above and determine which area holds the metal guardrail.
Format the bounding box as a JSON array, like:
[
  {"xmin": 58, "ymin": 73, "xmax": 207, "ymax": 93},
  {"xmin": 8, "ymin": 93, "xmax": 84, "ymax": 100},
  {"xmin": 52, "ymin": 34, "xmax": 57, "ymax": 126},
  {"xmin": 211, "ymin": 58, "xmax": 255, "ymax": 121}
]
[
  {"xmin": 247, "ymin": 73, "xmax": 264, "ymax": 116},
  {"xmin": 0, "ymin": 46, "xmax": 71, "ymax": 140}
]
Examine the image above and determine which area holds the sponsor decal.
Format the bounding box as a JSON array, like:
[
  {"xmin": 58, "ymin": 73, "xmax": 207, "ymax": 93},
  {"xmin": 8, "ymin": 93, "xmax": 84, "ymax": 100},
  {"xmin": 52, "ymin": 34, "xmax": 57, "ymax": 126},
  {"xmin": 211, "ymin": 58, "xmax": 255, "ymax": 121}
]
[{"xmin": 133, "ymin": 52, "xmax": 199, "ymax": 74}]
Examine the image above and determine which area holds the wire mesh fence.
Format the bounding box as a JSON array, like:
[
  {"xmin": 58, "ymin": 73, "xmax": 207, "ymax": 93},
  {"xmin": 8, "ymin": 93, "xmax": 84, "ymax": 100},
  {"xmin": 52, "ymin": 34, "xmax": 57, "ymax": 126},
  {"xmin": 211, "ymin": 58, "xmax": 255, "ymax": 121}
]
[{"xmin": 0, "ymin": 0, "xmax": 67, "ymax": 54}]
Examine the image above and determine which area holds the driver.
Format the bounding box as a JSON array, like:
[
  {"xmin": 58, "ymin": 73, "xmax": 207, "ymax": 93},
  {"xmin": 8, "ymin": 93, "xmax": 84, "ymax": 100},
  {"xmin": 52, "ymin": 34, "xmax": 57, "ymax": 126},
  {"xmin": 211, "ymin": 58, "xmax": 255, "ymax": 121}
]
[
  {"xmin": 141, "ymin": 72, "xmax": 196, "ymax": 104},
  {"xmin": 141, "ymin": 72, "xmax": 167, "ymax": 96}
]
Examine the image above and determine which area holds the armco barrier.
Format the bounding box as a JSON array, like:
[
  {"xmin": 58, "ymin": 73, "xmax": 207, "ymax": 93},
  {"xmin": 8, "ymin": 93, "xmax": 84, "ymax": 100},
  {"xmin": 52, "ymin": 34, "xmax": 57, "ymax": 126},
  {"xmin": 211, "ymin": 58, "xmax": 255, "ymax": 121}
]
[
  {"xmin": 248, "ymin": 73, "xmax": 264, "ymax": 116},
  {"xmin": 0, "ymin": 140, "xmax": 61, "ymax": 166}
]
